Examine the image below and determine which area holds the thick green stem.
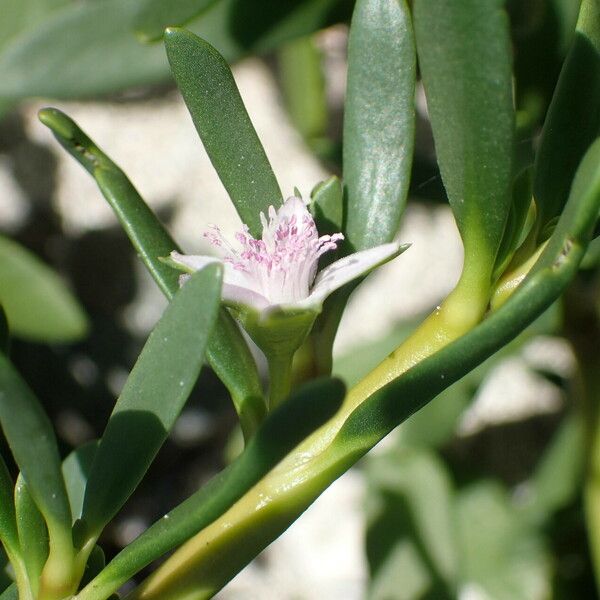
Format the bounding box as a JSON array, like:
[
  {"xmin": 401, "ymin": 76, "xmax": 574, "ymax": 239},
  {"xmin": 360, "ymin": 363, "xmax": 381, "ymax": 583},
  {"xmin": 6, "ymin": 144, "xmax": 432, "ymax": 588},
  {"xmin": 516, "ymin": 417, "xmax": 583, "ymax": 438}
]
[
  {"xmin": 125, "ymin": 263, "xmax": 493, "ymax": 600},
  {"xmin": 38, "ymin": 524, "xmax": 76, "ymax": 600}
]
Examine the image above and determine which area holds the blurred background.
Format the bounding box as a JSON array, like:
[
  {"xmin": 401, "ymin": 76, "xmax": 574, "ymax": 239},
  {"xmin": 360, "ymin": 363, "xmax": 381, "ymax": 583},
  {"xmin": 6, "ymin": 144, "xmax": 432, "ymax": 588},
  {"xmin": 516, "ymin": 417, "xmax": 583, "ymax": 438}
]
[{"xmin": 0, "ymin": 0, "xmax": 598, "ymax": 598}]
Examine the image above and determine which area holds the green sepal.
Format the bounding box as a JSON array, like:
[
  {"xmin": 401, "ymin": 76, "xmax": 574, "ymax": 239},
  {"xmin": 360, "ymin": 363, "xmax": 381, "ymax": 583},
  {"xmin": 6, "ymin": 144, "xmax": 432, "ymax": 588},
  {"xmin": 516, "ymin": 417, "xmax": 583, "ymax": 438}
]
[{"xmin": 234, "ymin": 306, "xmax": 318, "ymax": 363}]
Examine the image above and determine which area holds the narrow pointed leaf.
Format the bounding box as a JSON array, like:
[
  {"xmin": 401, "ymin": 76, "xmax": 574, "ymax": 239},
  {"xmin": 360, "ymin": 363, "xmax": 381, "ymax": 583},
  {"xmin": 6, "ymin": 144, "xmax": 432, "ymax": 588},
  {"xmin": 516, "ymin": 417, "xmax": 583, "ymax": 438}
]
[
  {"xmin": 310, "ymin": 176, "xmax": 343, "ymax": 235},
  {"xmin": 62, "ymin": 442, "xmax": 98, "ymax": 523},
  {"xmin": 413, "ymin": 0, "xmax": 515, "ymax": 275},
  {"xmin": 0, "ymin": 455, "xmax": 18, "ymax": 556},
  {"xmin": 493, "ymin": 168, "xmax": 534, "ymax": 280},
  {"xmin": 343, "ymin": 0, "xmax": 415, "ymax": 251},
  {"xmin": 279, "ymin": 36, "xmax": 328, "ymax": 148},
  {"xmin": 39, "ymin": 108, "xmax": 266, "ymax": 438},
  {"xmin": 78, "ymin": 378, "xmax": 345, "ymax": 600},
  {"xmin": 133, "ymin": 0, "xmax": 218, "ymax": 42},
  {"xmin": 0, "ymin": 584, "xmax": 16, "ymax": 600},
  {"xmin": 0, "ymin": 235, "xmax": 88, "ymax": 342},
  {"xmin": 533, "ymin": 0, "xmax": 600, "ymax": 232},
  {"xmin": 0, "ymin": 354, "xmax": 72, "ymax": 553},
  {"xmin": 81, "ymin": 265, "xmax": 222, "ymax": 539},
  {"xmin": 164, "ymin": 27, "xmax": 282, "ymax": 236},
  {"xmin": 14, "ymin": 475, "xmax": 48, "ymax": 596}
]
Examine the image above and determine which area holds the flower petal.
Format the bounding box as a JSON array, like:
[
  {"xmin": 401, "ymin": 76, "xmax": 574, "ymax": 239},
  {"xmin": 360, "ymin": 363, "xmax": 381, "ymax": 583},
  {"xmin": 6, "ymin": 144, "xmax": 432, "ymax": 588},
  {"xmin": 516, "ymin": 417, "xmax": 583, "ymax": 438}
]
[
  {"xmin": 170, "ymin": 251, "xmax": 269, "ymax": 312},
  {"xmin": 298, "ymin": 241, "xmax": 410, "ymax": 309},
  {"xmin": 169, "ymin": 251, "xmax": 220, "ymax": 273}
]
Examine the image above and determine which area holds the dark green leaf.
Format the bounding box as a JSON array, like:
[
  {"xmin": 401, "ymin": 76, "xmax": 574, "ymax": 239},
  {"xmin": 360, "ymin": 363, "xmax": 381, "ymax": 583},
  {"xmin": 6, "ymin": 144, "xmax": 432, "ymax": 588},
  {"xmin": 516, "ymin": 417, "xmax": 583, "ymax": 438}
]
[
  {"xmin": 0, "ymin": 306, "xmax": 8, "ymax": 354},
  {"xmin": 343, "ymin": 0, "xmax": 415, "ymax": 251},
  {"xmin": 493, "ymin": 168, "xmax": 534, "ymax": 280},
  {"xmin": 0, "ymin": 0, "xmax": 68, "ymax": 53},
  {"xmin": 80, "ymin": 545, "xmax": 105, "ymax": 589},
  {"xmin": 0, "ymin": 455, "xmax": 18, "ymax": 556},
  {"xmin": 414, "ymin": 0, "xmax": 515, "ymax": 275},
  {"xmin": 366, "ymin": 448, "xmax": 457, "ymax": 595},
  {"xmin": 278, "ymin": 36, "xmax": 328, "ymax": 149},
  {"xmin": 134, "ymin": 0, "xmax": 218, "ymax": 43},
  {"xmin": 0, "ymin": 235, "xmax": 88, "ymax": 342},
  {"xmin": 310, "ymin": 176, "xmax": 343, "ymax": 236},
  {"xmin": 61, "ymin": 442, "xmax": 98, "ymax": 523},
  {"xmin": 0, "ymin": 584, "xmax": 16, "ymax": 600},
  {"xmin": 14, "ymin": 475, "xmax": 48, "ymax": 596},
  {"xmin": 78, "ymin": 378, "xmax": 345, "ymax": 599},
  {"xmin": 39, "ymin": 107, "xmax": 266, "ymax": 440},
  {"xmin": 520, "ymin": 414, "xmax": 586, "ymax": 524},
  {"xmin": 534, "ymin": 0, "xmax": 600, "ymax": 233},
  {"xmin": 188, "ymin": 0, "xmax": 353, "ymax": 59},
  {"xmin": 455, "ymin": 482, "xmax": 550, "ymax": 600},
  {"xmin": 81, "ymin": 265, "xmax": 222, "ymax": 539},
  {"xmin": 165, "ymin": 27, "xmax": 282, "ymax": 236},
  {"xmin": 0, "ymin": 354, "xmax": 72, "ymax": 556},
  {"xmin": 0, "ymin": 0, "xmax": 169, "ymax": 100}
]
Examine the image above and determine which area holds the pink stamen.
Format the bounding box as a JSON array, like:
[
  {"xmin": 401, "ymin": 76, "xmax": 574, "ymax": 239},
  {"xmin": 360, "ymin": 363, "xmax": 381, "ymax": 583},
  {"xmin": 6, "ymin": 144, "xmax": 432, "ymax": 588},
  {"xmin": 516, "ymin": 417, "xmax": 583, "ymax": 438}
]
[{"xmin": 205, "ymin": 197, "xmax": 344, "ymax": 304}]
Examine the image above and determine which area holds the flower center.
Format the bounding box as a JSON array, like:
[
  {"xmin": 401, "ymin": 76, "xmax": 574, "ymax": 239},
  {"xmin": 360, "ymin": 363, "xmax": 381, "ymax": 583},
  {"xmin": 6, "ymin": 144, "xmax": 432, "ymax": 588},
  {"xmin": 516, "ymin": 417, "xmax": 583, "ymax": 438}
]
[{"xmin": 205, "ymin": 197, "xmax": 344, "ymax": 304}]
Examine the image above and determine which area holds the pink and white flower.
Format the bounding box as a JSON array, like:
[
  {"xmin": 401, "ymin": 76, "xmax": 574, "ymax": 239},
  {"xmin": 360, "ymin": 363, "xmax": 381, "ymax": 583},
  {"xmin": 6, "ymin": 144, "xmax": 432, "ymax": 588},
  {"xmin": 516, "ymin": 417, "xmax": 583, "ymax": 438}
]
[{"xmin": 168, "ymin": 196, "xmax": 408, "ymax": 318}]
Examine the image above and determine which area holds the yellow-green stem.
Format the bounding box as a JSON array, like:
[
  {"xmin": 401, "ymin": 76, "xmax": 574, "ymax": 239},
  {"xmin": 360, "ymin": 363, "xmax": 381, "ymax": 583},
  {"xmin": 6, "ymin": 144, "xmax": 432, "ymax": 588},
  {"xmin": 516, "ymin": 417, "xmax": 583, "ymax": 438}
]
[
  {"xmin": 126, "ymin": 264, "xmax": 493, "ymax": 600},
  {"xmin": 38, "ymin": 525, "xmax": 76, "ymax": 600}
]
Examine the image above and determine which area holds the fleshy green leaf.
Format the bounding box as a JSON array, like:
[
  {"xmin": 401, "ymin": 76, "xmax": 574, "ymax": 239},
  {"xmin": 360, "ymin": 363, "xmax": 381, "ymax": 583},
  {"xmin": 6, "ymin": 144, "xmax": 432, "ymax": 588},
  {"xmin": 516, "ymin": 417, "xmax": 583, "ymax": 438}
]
[
  {"xmin": 533, "ymin": 0, "xmax": 600, "ymax": 234},
  {"xmin": 493, "ymin": 168, "xmax": 534, "ymax": 280},
  {"xmin": 455, "ymin": 482, "xmax": 550, "ymax": 600},
  {"xmin": 39, "ymin": 107, "xmax": 266, "ymax": 441},
  {"xmin": 0, "ymin": 0, "xmax": 169, "ymax": 100},
  {"xmin": 81, "ymin": 265, "xmax": 222, "ymax": 540},
  {"xmin": 366, "ymin": 448, "xmax": 458, "ymax": 596},
  {"xmin": 343, "ymin": 0, "xmax": 415, "ymax": 251},
  {"xmin": 413, "ymin": 0, "xmax": 515, "ymax": 277},
  {"xmin": 520, "ymin": 414, "xmax": 586, "ymax": 525},
  {"xmin": 0, "ymin": 354, "xmax": 72, "ymax": 561},
  {"xmin": 164, "ymin": 27, "xmax": 282, "ymax": 237},
  {"xmin": 187, "ymin": 0, "xmax": 353, "ymax": 58},
  {"xmin": 278, "ymin": 35, "xmax": 328, "ymax": 151},
  {"xmin": 0, "ymin": 584, "xmax": 16, "ymax": 600},
  {"xmin": 0, "ymin": 455, "xmax": 18, "ymax": 557},
  {"xmin": 77, "ymin": 378, "xmax": 345, "ymax": 600},
  {"xmin": 61, "ymin": 442, "xmax": 98, "ymax": 523},
  {"xmin": 133, "ymin": 0, "xmax": 218, "ymax": 43},
  {"xmin": 310, "ymin": 176, "xmax": 343, "ymax": 236},
  {"xmin": 0, "ymin": 0, "xmax": 352, "ymax": 102},
  {"xmin": 0, "ymin": 0, "xmax": 68, "ymax": 53},
  {"xmin": 0, "ymin": 235, "xmax": 88, "ymax": 343},
  {"xmin": 14, "ymin": 475, "xmax": 48, "ymax": 597}
]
